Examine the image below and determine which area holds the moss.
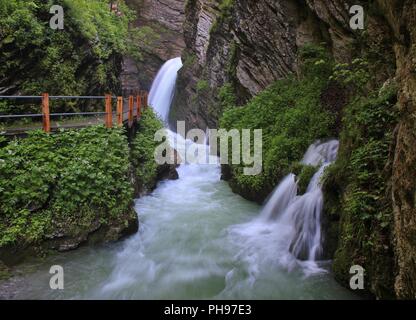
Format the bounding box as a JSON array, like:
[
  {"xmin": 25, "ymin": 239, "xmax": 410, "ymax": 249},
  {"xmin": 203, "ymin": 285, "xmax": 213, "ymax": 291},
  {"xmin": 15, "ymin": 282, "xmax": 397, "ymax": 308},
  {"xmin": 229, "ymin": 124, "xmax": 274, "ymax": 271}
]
[
  {"xmin": 0, "ymin": 0, "xmax": 141, "ymax": 117},
  {"xmin": 291, "ymin": 163, "xmax": 319, "ymax": 195},
  {"xmin": 0, "ymin": 261, "xmax": 11, "ymax": 280},
  {"xmin": 196, "ymin": 79, "xmax": 209, "ymax": 93},
  {"xmin": 210, "ymin": 0, "xmax": 235, "ymax": 34},
  {"xmin": 322, "ymin": 83, "xmax": 398, "ymax": 298}
]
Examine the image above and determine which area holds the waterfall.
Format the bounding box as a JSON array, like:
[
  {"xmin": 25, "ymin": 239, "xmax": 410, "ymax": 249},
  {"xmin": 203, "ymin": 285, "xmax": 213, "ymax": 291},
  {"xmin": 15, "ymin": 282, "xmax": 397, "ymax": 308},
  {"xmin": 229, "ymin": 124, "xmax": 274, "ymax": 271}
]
[
  {"xmin": 262, "ymin": 140, "xmax": 339, "ymax": 261},
  {"xmin": 229, "ymin": 140, "xmax": 339, "ymax": 277},
  {"xmin": 8, "ymin": 64, "xmax": 356, "ymax": 299},
  {"xmin": 148, "ymin": 57, "xmax": 183, "ymax": 123}
]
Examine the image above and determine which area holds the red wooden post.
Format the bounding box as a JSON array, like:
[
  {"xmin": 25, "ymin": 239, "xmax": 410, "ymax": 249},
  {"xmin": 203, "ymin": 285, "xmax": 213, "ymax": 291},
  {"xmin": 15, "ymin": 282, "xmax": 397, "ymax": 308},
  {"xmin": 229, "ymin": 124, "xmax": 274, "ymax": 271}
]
[
  {"xmin": 105, "ymin": 94, "xmax": 112, "ymax": 128},
  {"xmin": 128, "ymin": 95, "xmax": 134, "ymax": 127},
  {"xmin": 42, "ymin": 93, "xmax": 50, "ymax": 133},
  {"xmin": 136, "ymin": 94, "xmax": 142, "ymax": 118},
  {"xmin": 117, "ymin": 96, "xmax": 123, "ymax": 127}
]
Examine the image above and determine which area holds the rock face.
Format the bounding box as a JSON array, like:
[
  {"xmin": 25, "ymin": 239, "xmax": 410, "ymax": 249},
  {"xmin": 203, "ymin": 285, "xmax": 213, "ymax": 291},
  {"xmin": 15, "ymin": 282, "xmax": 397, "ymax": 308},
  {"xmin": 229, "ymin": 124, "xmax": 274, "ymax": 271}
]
[
  {"xmin": 122, "ymin": 0, "xmax": 186, "ymax": 94},
  {"xmin": 170, "ymin": 0, "xmax": 358, "ymax": 130},
  {"xmin": 172, "ymin": 0, "xmax": 416, "ymax": 299},
  {"xmin": 376, "ymin": 0, "xmax": 416, "ymax": 299}
]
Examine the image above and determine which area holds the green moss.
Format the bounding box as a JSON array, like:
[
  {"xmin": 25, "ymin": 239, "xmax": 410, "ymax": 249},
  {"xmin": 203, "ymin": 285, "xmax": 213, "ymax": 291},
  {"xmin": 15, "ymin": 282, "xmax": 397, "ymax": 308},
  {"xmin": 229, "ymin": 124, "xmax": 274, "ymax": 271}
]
[
  {"xmin": 291, "ymin": 163, "xmax": 319, "ymax": 195},
  {"xmin": 196, "ymin": 79, "xmax": 209, "ymax": 93},
  {"xmin": 183, "ymin": 52, "xmax": 197, "ymax": 69},
  {"xmin": 0, "ymin": 261, "xmax": 11, "ymax": 280},
  {"xmin": 322, "ymin": 83, "xmax": 398, "ymax": 298},
  {"xmin": 210, "ymin": 0, "xmax": 235, "ymax": 34}
]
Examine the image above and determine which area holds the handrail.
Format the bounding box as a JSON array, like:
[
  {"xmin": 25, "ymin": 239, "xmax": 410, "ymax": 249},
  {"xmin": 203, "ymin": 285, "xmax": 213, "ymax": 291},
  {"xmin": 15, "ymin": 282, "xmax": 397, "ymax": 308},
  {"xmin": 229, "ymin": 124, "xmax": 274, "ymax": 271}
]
[{"xmin": 0, "ymin": 92, "xmax": 149, "ymax": 133}]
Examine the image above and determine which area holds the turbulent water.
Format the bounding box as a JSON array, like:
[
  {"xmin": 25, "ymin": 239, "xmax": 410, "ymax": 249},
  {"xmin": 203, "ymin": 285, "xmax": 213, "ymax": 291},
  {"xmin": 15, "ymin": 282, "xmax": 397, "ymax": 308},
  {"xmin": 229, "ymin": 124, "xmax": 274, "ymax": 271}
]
[
  {"xmin": 245, "ymin": 140, "xmax": 340, "ymax": 275},
  {"xmin": 4, "ymin": 159, "xmax": 356, "ymax": 300},
  {"xmin": 0, "ymin": 59, "xmax": 357, "ymax": 300}
]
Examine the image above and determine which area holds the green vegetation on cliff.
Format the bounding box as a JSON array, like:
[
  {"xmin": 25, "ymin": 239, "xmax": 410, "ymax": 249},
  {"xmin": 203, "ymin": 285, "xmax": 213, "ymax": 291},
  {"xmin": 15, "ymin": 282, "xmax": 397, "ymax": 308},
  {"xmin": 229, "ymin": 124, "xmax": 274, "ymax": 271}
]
[
  {"xmin": 322, "ymin": 83, "xmax": 398, "ymax": 298},
  {"xmin": 220, "ymin": 45, "xmax": 337, "ymax": 202},
  {"xmin": 131, "ymin": 108, "xmax": 166, "ymax": 192},
  {"xmin": 0, "ymin": 0, "xmax": 144, "ymax": 115}
]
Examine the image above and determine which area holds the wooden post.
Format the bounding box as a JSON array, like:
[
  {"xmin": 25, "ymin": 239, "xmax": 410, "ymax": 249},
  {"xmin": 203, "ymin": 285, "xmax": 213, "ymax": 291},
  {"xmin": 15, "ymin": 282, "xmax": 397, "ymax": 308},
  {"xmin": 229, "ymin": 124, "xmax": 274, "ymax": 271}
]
[
  {"xmin": 105, "ymin": 94, "xmax": 112, "ymax": 128},
  {"xmin": 117, "ymin": 96, "xmax": 123, "ymax": 127},
  {"xmin": 42, "ymin": 93, "xmax": 50, "ymax": 133},
  {"xmin": 136, "ymin": 94, "xmax": 141, "ymax": 118},
  {"xmin": 128, "ymin": 95, "xmax": 134, "ymax": 127}
]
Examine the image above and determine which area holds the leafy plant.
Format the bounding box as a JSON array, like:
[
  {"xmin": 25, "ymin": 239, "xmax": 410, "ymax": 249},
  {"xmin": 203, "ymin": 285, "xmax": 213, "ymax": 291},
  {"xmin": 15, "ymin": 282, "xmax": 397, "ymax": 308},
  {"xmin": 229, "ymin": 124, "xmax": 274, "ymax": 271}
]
[
  {"xmin": 131, "ymin": 108, "xmax": 165, "ymax": 192},
  {"xmin": 330, "ymin": 59, "xmax": 371, "ymax": 93},
  {"xmin": 0, "ymin": 126, "xmax": 134, "ymax": 247}
]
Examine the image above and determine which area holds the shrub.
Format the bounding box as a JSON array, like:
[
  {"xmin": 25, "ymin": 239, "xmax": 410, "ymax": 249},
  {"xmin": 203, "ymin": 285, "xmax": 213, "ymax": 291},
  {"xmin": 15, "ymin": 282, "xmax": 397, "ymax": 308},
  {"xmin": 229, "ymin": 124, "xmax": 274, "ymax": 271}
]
[
  {"xmin": 131, "ymin": 108, "xmax": 165, "ymax": 191},
  {"xmin": 0, "ymin": 126, "xmax": 133, "ymax": 247}
]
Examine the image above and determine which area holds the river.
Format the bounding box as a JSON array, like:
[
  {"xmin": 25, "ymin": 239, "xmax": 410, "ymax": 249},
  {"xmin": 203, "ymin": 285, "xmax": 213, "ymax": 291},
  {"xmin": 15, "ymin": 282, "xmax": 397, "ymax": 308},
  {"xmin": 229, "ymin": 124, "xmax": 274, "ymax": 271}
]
[{"xmin": 0, "ymin": 58, "xmax": 358, "ymax": 300}]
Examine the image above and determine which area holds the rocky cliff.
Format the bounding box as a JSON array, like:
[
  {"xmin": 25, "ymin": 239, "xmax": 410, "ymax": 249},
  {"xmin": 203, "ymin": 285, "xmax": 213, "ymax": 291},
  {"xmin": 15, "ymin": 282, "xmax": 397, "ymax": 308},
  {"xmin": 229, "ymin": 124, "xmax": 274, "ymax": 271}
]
[
  {"xmin": 122, "ymin": 0, "xmax": 186, "ymax": 94},
  {"xmin": 170, "ymin": 0, "xmax": 360, "ymax": 130},
  {"xmin": 169, "ymin": 0, "xmax": 416, "ymax": 299},
  {"xmin": 377, "ymin": 0, "xmax": 416, "ymax": 299}
]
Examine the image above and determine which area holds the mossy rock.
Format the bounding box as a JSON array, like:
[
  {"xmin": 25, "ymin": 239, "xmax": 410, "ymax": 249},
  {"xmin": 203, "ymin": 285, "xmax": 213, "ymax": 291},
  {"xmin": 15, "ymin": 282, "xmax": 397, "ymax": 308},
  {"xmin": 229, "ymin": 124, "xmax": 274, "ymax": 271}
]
[{"xmin": 0, "ymin": 260, "xmax": 11, "ymax": 281}]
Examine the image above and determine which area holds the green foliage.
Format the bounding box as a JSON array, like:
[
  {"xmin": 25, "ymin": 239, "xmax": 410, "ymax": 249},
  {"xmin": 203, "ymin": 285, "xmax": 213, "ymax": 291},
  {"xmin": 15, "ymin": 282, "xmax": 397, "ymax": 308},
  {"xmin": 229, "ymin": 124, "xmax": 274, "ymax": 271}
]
[
  {"xmin": 0, "ymin": 0, "xmax": 144, "ymax": 114},
  {"xmin": 291, "ymin": 163, "xmax": 319, "ymax": 195},
  {"xmin": 131, "ymin": 108, "xmax": 165, "ymax": 191},
  {"xmin": 182, "ymin": 52, "xmax": 197, "ymax": 69},
  {"xmin": 322, "ymin": 83, "xmax": 398, "ymax": 297},
  {"xmin": 210, "ymin": 0, "xmax": 235, "ymax": 33},
  {"xmin": 219, "ymin": 45, "xmax": 335, "ymax": 199},
  {"xmin": 218, "ymin": 83, "xmax": 236, "ymax": 111},
  {"xmin": 196, "ymin": 80, "xmax": 209, "ymax": 93},
  {"xmin": 330, "ymin": 59, "xmax": 371, "ymax": 93},
  {"xmin": 298, "ymin": 43, "xmax": 333, "ymax": 79},
  {"xmin": 0, "ymin": 126, "xmax": 133, "ymax": 247}
]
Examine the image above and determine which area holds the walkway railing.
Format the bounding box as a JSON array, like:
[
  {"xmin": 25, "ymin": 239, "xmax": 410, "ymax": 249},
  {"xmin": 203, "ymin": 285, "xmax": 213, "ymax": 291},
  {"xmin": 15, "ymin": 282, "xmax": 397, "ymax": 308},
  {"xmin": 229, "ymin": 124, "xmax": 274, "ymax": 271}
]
[{"xmin": 0, "ymin": 92, "xmax": 149, "ymax": 133}]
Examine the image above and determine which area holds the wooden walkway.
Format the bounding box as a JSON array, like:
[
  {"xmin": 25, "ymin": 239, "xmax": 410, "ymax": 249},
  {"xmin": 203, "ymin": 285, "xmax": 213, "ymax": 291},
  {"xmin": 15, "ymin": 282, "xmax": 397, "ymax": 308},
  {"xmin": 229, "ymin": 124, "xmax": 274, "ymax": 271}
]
[{"xmin": 0, "ymin": 93, "xmax": 149, "ymax": 136}]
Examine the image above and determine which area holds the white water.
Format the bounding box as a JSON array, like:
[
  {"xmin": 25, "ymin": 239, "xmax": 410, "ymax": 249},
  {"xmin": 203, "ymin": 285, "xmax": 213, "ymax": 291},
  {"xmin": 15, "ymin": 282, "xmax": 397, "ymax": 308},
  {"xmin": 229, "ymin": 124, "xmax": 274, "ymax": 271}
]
[
  {"xmin": 148, "ymin": 57, "xmax": 183, "ymax": 123},
  {"xmin": 231, "ymin": 140, "xmax": 340, "ymax": 276},
  {"xmin": 1, "ymin": 61, "xmax": 356, "ymax": 300}
]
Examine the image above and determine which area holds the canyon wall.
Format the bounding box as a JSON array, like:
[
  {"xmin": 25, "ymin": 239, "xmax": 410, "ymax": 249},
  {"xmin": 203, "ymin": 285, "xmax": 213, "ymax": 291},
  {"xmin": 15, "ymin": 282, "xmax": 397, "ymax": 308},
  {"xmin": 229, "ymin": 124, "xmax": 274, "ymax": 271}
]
[
  {"xmin": 170, "ymin": 0, "xmax": 358, "ymax": 130},
  {"xmin": 122, "ymin": 0, "xmax": 186, "ymax": 94},
  {"xmin": 377, "ymin": 0, "xmax": 416, "ymax": 299},
  {"xmin": 170, "ymin": 0, "xmax": 416, "ymax": 299}
]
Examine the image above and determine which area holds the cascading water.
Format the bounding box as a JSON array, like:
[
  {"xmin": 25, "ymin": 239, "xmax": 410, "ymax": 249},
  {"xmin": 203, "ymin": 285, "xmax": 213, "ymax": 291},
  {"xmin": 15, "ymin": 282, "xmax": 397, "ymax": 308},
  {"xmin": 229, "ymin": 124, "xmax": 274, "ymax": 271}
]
[
  {"xmin": 148, "ymin": 57, "xmax": 183, "ymax": 123},
  {"xmin": 229, "ymin": 140, "xmax": 339, "ymax": 276},
  {"xmin": 1, "ymin": 60, "xmax": 356, "ymax": 300}
]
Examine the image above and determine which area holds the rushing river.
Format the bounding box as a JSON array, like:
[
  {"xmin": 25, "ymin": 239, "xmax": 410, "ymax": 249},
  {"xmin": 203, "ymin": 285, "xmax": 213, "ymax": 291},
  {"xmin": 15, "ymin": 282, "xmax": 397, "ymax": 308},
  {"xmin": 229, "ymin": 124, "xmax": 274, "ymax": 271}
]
[
  {"xmin": 2, "ymin": 160, "xmax": 356, "ymax": 299},
  {"xmin": 0, "ymin": 58, "xmax": 358, "ymax": 300}
]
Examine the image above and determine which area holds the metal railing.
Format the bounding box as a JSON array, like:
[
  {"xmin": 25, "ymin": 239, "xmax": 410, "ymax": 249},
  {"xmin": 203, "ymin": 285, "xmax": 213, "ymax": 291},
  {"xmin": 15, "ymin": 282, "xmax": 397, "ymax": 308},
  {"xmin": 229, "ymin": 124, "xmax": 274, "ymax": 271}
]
[{"xmin": 0, "ymin": 92, "xmax": 149, "ymax": 133}]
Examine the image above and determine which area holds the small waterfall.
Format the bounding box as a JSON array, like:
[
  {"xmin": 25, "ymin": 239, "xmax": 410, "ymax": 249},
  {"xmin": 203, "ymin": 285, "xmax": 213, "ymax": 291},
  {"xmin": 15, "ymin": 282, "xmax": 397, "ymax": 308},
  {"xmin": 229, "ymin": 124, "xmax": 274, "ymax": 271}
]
[
  {"xmin": 261, "ymin": 140, "xmax": 339, "ymax": 262},
  {"xmin": 260, "ymin": 174, "xmax": 298, "ymax": 221},
  {"xmin": 148, "ymin": 57, "xmax": 183, "ymax": 122}
]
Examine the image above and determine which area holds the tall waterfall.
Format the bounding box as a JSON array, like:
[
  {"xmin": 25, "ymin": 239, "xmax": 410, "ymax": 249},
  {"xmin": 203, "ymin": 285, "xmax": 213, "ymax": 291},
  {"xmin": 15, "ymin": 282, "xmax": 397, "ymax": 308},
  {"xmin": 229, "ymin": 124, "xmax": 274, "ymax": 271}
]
[{"xmin": 148, "ymin": 57, "xmax": 183, "ymax": 123}]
